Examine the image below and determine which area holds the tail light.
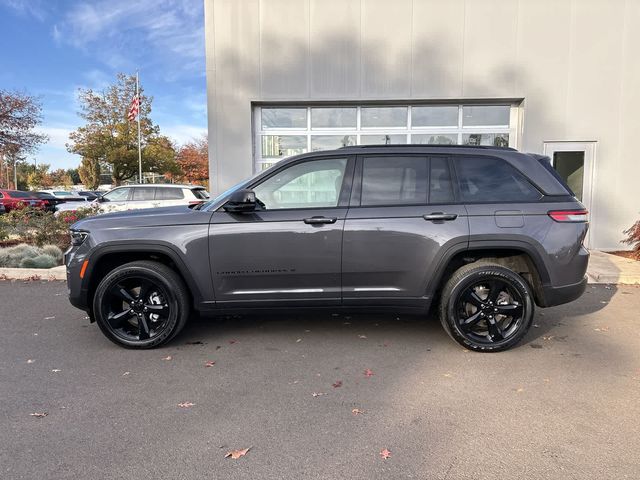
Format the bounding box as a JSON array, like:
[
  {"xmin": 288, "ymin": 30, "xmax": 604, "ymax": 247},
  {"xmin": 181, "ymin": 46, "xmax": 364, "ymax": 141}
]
[{"xmin": 547, "ymin": 209, "xmax": 589, "ymax": 222}]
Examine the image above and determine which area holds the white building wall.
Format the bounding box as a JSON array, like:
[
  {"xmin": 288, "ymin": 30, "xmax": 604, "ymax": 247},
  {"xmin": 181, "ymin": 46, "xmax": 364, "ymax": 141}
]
[{"xmin": 205, "ymin": 0, "xmax": 640, "ymax": 250}]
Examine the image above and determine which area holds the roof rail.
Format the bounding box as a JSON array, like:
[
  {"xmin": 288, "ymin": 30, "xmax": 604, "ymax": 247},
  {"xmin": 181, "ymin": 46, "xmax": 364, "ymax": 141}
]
[{"xmin": 339, "ymin": 144, "xmax": 517, "ymax": 151}]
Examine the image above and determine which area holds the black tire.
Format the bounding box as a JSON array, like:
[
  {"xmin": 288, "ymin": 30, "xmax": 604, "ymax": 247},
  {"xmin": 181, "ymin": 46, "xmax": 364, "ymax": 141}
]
[
  {"xmin": 92, "ymin": 260, "xmax": 190, "ymax": 349},
  {"xmin": 439, "ymin": 262, "xmax": 534, "ymax": 352}
]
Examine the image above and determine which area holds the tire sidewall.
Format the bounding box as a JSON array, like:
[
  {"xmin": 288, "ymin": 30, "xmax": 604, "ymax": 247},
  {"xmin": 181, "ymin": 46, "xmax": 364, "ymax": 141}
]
[
  {"xmin": 445, "ymin": 267, "xmax": 534, "ymax": 352},
  {"xmin": 93, "ymin": 264, "xmax": 181, "ymax": 349}
]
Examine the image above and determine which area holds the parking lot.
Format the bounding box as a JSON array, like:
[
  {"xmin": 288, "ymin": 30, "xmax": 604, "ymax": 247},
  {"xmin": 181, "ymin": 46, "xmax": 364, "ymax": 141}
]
[{"xmin": 1, "ymin": 281, "xmax": 639, "ymax": 479}]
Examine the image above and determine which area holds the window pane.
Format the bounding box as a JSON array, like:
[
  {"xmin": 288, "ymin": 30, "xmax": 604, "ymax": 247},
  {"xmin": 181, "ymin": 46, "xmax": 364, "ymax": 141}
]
[
  {"xmin": 361, "ymin": 107, "xmax": 407, "ymax": 128},
  {"xmin": 254, "ymin": 158, "xmax": 347, "ymax": 209},
  {"xmin": 462, "ymin": 106, "xmax": 510, "ymax": 126},
  {"xmin": 156, "ymin": 187, "xmax": 184, "ymax": 200},
  {"xmin": 553, "ymin": 151, "xmax": 585, "ymax": 201},
  {"xmin": 103, "ymin": 188, "xmax": 130, "ymax": 202},
  {"xmin": 131, "ymin": 187, "xmax": 155, "ymax": 201},
  {"xmin": 462, "ymin": 133, "xmax": 509, "ymax": 147},
  {"xmin": 411, "ymin": 134, "xmax": 457, "ymax": 145},
  {"xmin": 429, "ymin": 157, "xmax": 454, "ymax": 203},
  {"xmin": 360, "ymin": 134, "xmax": 407, "ymax": 145},
  {"xmin": 261, "ymin": 108, "xmax": 307, "ymax": 129},
  {"xmin": 311, "ymin": 107, "xmax": 357, "ymax": 129},
  {"xmin": 454, "ymin": 156, "xmax": 541, "ymax": 203},
  {"xmin": 261, "ymin": 135, "xmax": 307, "ymax": 158},
  {"xmin": 412, "ymin": 106, "xmax": 458, "ymax": 127},
  {"xmin": 311, "ymin": 135, "xmax": 355, "ymax": 151},
  {"xmin": 361, "ymin": 156, "xmax": 428, "ymax": 206}
]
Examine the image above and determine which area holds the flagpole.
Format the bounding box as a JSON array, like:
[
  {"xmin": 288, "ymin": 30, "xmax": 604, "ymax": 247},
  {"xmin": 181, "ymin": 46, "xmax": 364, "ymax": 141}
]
[{"xmin": 136, "ymin": 71, "xmax": 143, "ymax": 184}]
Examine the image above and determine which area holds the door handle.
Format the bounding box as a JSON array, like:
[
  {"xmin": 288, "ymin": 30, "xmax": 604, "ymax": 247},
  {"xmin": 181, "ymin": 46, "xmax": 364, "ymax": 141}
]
[
  {"xmin": 423, "ymin": 212, "xmax": 458, "ymax": 222},
  {"xmin": 303, "ymin": 216, "xmax": 337, "ymax": 225}
]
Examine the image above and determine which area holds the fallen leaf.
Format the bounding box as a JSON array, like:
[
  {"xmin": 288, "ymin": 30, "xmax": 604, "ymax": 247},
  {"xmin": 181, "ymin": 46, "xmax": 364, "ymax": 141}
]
[
  {"xmin": 205, "ymin": 361, "xmax": 216, "ymax": 367},
  {"xmin": 594, "ymin": 327, "xmax": 609, "ymax": 332},
  {"xmin": 162, "ymin": 355, "xmax": 173, "ymax": 361},
  {"xmin": 51, "ymin": 369, "xmax": 61, "ymax": 373},
  {"xmin": 515, "ymin": 387, "xmax": 524, "ymax": 393},
  {"xmin": 543, "ymin": 378, "xmax": 550, "ymax": 382},
  {"xmin": 533, "ymin": 324, "xmax": 540, "ymax": 328},
  {"xmin": 304, "ymin": 329, "xmax": 311, "ymax": 333},
  {"xmin": 228, "ymin": 339, "xmax": 237, "ymax": 344},
  {"xmin": 27, "ymin": 359, "xmax": 35, "ymax": 364},
  {"xmin": 380, "ymin": 448, "xmax": 392, "ymax": 460},
  {"xmin": 352, "ymin": 408, "xmax": 365, "ymax": 415},
  {"xmin": 332, "ymin": 380, "xmax": 343, "ymax": 388},
  {"xmin": 122, "ymin": 371, "xmax": 130, "ymax": 376},
  {"xmin": 178, "ymin": 402, "xmax": 195, "ymax": 408},
  {"xmin": 364, "ymin": 368, "xmax": 374, "ymax": 378},
  {"xmin": 443, "ymin": 373, "xmax": 452, "ymax": 378},
  {"xmin": 542, "ymin": 335, "xmax": 555, "ymax": 341},
  {"xmin": 30, "ymin": 412, "xmax": 48, "ymax": 418},
  {"xmin": 296, "ymin": 338, "xmax": 302, "ymax": 343},
  {"xmin": 382, "ymin": 342, "xmax": 389, "ymax": 347},
  {"xmin": 225, "ymin": 447, "xmax": 251, "ymax": 459},
  {"xmin": 44, "ymin": 316, "xmax": 55, "ymax": 320},
  {"xmin": 312, "ymin": 392, "xmax": 325, "ymax": 397},
  {"xmin": 358, "ymin": 335, "xmax": 367, "ymax": 339}
]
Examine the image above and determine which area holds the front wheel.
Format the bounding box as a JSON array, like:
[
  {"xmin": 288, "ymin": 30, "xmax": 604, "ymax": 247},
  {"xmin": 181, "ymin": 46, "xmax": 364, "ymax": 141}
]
[
  {"xmin": 92, "ymin": 260, "xmax": 190, "ymax": 348},
  {"xmin": 439, "ymin": 262, "xmax": 534, "ymax": 352}
]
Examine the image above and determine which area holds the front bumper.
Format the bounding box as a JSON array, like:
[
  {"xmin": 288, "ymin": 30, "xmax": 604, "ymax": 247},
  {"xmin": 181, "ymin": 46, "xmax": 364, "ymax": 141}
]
[
  {"xmin": 540, "ymin": 276, "xmax": 588, "ymax": 308},
  {"xmin": 64, "ymin": 244, "xmax": 90, "ymax": 312}
]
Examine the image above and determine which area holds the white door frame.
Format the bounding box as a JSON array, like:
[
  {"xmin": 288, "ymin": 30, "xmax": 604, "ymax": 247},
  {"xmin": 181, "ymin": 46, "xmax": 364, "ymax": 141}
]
[{"xmin": 543, "ymin": 141, "xmax": 597, "ymax": 246}]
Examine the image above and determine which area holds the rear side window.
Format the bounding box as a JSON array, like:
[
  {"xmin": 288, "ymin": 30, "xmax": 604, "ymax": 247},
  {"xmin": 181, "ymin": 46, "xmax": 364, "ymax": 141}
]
[
  {"xmin": 155, "ymin": 187, "xmax": 184, "ymax": 200},
  {"xmin": 429, "ymin": 157, "xmax": 455, "ymax": 203},
  {"xmin": 131, "ymin": 187, "xmax": 156, "ymax": 201},
  {"xmin": 361, "ymin": 156, "xmax": 428, "ymax": 206},
  {"xmin": 191, "ymin": 188, "xmax": 210, "ymax": 200},
  {"xmin": 454, "ymin": 156, "xmax": 541, "ymax": 203}
]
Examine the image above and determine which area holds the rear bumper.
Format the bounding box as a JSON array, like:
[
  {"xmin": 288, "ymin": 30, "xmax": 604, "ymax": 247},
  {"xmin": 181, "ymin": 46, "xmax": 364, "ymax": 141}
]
[{"xmin": 540, "ymin": 276, "xmax": 588, "ymax": 307}]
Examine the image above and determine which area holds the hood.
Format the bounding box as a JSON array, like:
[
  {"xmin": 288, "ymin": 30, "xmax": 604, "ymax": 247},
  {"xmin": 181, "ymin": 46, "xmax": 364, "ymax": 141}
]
[{"xmin": 72, "ymin": 205, "xmax": 213, "ymax": 231}]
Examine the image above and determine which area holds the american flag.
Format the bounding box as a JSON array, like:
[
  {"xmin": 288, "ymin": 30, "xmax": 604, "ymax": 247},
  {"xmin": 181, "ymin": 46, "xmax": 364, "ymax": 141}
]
[{"xmin": 127, "ymin": 95, "xmax": 139, "ymax": 122}]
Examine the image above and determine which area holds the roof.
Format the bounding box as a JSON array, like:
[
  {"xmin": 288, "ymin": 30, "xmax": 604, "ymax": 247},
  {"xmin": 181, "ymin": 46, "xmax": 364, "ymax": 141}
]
[
  {"xmin": 339, "ymin": 144, "xmax": 517, "ymax": 151},
  {"xmin": 115, "ymin": 184, "xmax": 206, "ymax": 189}
]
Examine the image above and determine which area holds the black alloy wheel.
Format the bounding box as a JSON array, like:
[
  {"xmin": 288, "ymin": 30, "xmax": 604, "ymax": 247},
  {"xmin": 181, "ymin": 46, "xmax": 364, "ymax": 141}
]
[
  {"xmin": 93, "ymin": 261, "xmax": 190, "ymax": 348},
  {"xmin": 439, "ymin": 262, "xmax": 534, "ymax": 352}
]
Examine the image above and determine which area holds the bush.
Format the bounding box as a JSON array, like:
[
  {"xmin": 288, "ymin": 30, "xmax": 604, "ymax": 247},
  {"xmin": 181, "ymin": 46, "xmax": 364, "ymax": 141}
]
[
  {"xmin": 623, "ymin": 219, "xmax": 640, "ymax": 260},
  {"xmin": 0, "ymin": 243, "xmax": 63, "ymax": 268}
]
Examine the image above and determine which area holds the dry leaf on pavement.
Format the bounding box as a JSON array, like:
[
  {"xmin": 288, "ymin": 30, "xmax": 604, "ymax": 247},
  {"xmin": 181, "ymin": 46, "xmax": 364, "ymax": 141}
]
[
  {"xmin": 205, "ymin": 361, "xmax": 216, "ymax": 367},
  {"xmin": 332, "ymin": 380, "xmax": 343, "ymax": 388},
  {"xmin": 225, "ymin": 447, "xmax": 251, "ymax": 459},
  {"xmin": 27, "ymin": 359, "xmax": 35, "ymax": 364},
  {"xmin": 352, "ymin": 408, "xmax": 365, "ymax": 415},
  {"xmin": 364, "ymin": 369, "xmax": 374, "ymax": 378},
  {"xmin": 30, "ymin": 412, "xmax": 48, "ymax": 418},
  {"xmin": 358, "ymin": 335, "xmax": 367, "ymax": 339},
  {"xmin": 380, "ymin": 448, "xmax": 392, "ymax": 460},
  {"xmin": 162, "ymin": 355, "xmax": 172, "ymax": 361},
  {"xmin": 178, "ymin": 402, "xmax": 195, "ymax": 408},
  {"xmin": 312, "ymin": 392, "xmax": 325, "ymax": 397}
]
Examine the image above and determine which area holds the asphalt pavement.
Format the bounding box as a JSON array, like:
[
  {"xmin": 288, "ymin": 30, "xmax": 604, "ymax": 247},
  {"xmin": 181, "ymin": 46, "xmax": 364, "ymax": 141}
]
[{"xmin": 1, "ymin": 281, "xmax": 639, "ymax": 479}]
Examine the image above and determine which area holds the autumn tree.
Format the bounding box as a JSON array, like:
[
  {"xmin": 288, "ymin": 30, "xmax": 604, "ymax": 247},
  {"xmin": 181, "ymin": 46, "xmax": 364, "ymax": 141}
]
[
  {"xmin": 50, "ymin": 168, "xmax": 73, "ymax": 188},
  {"xmin": 26, "ymin": 163, "xmax": 53, "ymax": 190},
  {"xmin": 78, "ymin": 157, "xmax": 101, "ymax": 190},
  {"xmin": 0, "ymin": 90, "xmax": 48, "ymax": 188},
  {"xmin": 176, "ymin": 137, "xmax": 209, "ymax": 187},
  {"xmin": 67, "ymin": 73, "xmax": 177, "ymax": 185}
]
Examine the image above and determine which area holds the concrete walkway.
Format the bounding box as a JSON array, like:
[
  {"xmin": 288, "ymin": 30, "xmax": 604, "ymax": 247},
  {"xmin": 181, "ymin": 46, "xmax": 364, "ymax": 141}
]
[
  {"xmin": 0, "ymin": 265, "xmax": 65, "ymax": 281},
  {"xmin": 587, "ymin": 250, "xmax": 640, "ymax": 284}
]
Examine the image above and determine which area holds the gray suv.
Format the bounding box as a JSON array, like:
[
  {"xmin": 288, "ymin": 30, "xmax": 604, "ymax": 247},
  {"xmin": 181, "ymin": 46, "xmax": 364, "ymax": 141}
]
[{"xmin": 65, "ymin": 145, "xmax": 589, "ymax": 352}]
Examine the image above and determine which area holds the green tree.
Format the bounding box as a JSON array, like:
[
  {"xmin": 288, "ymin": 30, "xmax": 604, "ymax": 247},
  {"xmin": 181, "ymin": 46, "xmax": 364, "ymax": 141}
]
[
  {"xmin": 67, "ymin": 73, "xmax": 175, "ymax": 185},
  {"xmin": 26, "ymin": 163, "xmax": 53, "ymax": 190},
  {"xmin": 78, "ymin": 157, "xmax": 101, "ymax": 190}
]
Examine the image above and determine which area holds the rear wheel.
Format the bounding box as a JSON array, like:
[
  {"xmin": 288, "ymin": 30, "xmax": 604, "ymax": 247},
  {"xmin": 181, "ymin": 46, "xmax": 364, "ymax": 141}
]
[
  {"xmin": 92, "ymin": 261, "xmax": 190, "ymax": 348},
  {"xmin": 439, "ymin": 262, "xmax": 534, "ymax": 352}
]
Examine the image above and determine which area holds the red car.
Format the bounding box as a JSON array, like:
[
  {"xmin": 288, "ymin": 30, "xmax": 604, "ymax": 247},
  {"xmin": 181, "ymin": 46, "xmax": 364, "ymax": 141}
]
[{"xmin": 0, "ymin": 189, "xmax": 46, "ymax": 213}]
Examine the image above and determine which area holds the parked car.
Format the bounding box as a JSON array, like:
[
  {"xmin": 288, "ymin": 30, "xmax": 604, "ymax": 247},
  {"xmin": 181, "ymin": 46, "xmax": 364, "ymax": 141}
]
[
  {"xmin": 49, "ymin": 192, "xmax": 95, "ymax": 214},
  {"xmin": 0, "ymin": 189, "xmax": 46, "ymax": 212},
  {"xmin": 78, "ymin": 191, "xmax": 103, "ymax": 201},
  {"xmin": 94, "ymin": 184, "xmax": 209, "ymax": 213},
  {"xmin": 65, "ymin": 145, "xmax": 589, "ymax": 351},
  {"xmin": 33, "ymin": 192, "xmax": 66, "ymax": 212},
  {"xmin": 38, "ymin": 190, "xmax": 79, "ymax": 200}
]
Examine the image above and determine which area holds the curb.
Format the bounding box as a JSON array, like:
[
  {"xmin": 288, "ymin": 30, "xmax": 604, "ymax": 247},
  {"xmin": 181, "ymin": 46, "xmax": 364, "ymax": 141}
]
[{"xmin": 0, "ymin": 265, "xmax": 66, "ymax": 281}]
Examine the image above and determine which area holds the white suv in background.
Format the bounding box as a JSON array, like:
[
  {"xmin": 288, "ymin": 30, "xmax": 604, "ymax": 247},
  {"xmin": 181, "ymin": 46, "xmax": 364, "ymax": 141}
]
[{"xmin": 96, "ymin": 184, "xmax": 209, "ymax": 212}]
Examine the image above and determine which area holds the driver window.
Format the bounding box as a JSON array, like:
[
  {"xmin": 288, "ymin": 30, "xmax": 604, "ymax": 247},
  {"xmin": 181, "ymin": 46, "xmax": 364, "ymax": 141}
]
[
  {"xmin": 102, "ymin": 188, "xmax": 130, "ymax": 202},
  {"xmin": 253, "ymin": 158, "xmax": 347, "ymax": 209}
]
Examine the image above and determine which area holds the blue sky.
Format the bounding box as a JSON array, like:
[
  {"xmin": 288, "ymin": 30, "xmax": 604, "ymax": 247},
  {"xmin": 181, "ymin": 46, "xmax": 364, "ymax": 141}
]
[{"xmin": 0, "ymin": 0, "xmax": 207, "ymax": 169}]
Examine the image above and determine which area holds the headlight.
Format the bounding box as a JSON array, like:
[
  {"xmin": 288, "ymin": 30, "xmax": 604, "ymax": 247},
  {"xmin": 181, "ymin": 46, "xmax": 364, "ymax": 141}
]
[{"xmin": 70, "ymin": 230, "xmax": 89, "ymax": 246}]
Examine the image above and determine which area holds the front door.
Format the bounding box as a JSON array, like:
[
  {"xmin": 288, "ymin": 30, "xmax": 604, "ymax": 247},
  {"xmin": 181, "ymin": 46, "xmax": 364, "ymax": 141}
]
[
  {"xmin": 543, "ymin": 141, "xmax": 596, "ymax": 245},
  {"xmin": 342, "ymin": 155, "xmax": 469, "ymax": 308},
  {"xmin": 209, "ymin": 156, "xmax": 354, "ymax": 307}
]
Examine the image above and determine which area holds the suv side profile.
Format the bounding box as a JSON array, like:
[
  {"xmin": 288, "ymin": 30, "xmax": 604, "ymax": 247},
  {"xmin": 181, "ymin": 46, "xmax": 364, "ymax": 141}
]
[
  {"xmin": 95, "ymin": 184, "xmax": 210, "ymax": 212},
  {"xmin": 65, "ymin": 145, "xmax": 589, "ymax": 352}
]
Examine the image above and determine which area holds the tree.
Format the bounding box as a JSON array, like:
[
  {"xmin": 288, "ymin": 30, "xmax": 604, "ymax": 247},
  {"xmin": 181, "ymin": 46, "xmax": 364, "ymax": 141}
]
[
  {"xmin": 67, "ymin": 73, "xmax": 175, "ymax": 185},
  {"xmin": 26, "ymin": 163, "xmax": 53, "ymax": 190},
  {"xmin": 66, "ymin": 168, "xmax": 80, "ymax": 185},
  {"xmin": 176, "ymin": 137, "xmax": 209, "ymax": 187},
  {"xmin": 78, "ymin": 157, "xmax": 101, "ymax": 190},
  {"xmin": 50, "ymin": 168, "xmax": 73, "ymax": 188},
  {"xmin": 0, "ymin": 90, "xmax": 48, "ymax": 188}
]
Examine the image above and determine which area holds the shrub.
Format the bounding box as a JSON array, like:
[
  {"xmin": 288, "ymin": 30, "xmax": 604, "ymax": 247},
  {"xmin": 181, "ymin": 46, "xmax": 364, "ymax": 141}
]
[
  {"xmin": 0, "ymin": 243, "xmax": 63, "ymax": 268},
  {"xmin": 623, "ymin": 219, "xmax": 640, "ymax": 260},
  {"xmin": 20, "ymin": 254, "xmax": 58, "ymax": 269}
]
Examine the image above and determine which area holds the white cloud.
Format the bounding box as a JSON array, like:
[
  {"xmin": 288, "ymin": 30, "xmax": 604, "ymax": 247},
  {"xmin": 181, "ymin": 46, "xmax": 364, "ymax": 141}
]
[{"xmin": 0, "ymin": 0, "xmax": 48, "ymax": 21}]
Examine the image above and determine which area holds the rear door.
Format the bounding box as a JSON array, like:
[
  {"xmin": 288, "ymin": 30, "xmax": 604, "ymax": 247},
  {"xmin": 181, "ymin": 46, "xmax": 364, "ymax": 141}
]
[
  {"xmin": 342, "ymin": 154, "xmax": 469, "ymax": 308},
  {"xmin": 126, "ymin": 187, "xmax": 157, "ymax": 210},
  {"xmin": 154, "ymin": 187, "xmax": 187, "ymax": 207}
]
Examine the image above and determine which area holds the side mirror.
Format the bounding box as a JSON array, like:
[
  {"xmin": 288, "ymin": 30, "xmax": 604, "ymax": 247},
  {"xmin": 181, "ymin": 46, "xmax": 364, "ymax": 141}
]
[{"xmin": 223, "ymin": 189, "xmax": 258, "ymax": 213}]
